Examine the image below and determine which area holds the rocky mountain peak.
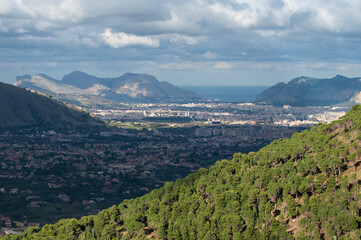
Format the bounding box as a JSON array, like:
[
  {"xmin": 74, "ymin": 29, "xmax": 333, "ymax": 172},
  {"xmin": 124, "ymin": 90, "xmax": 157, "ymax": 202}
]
[{"xmin": 15, "ymin": 71, "xmax": 200, "ymax": 103}]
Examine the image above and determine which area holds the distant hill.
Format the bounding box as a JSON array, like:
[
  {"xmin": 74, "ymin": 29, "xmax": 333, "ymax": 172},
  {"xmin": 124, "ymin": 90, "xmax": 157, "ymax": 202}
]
[
  {"xmin": 255, "ymin": 75, "xmax": 361, "ymax": 106},
  {"xmin": 15, "ymin": 71, "xmax": 200, "ymax": 104},
  {"xmin": 0, "ymin": 82, "xmax": 104, "ymax": 130},
  {"xmin": 7, "ymin": 105, "xmax": 361, "ymax": 239}
]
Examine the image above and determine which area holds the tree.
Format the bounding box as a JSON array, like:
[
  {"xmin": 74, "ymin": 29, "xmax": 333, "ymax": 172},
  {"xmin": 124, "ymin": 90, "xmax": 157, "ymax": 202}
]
[{"xmin": 285, "ymin": 195, "xmax": 298, "ymax": 218}]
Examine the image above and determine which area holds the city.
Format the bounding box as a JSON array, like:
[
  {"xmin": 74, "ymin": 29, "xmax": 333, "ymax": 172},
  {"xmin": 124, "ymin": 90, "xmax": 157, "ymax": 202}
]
[
  {"xmin": 88, "ymin": 102, "xmax": 349, "ymax": 127},
  {"xmin": 0, "ymin": 102, "xmax": 349, "ymax": 235}
]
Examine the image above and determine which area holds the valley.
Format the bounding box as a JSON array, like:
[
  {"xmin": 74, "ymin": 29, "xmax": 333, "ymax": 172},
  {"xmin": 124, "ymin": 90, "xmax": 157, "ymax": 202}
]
[
  {"xmin": 5, "ymin": 105, "xmax": 361, "ymax": 239},
  {"xmin": 2, "ymin": 0, "xmax": 361, "ymax": 238},
  {"xmin": 0, "ymin": 82, "xmax": 352, "ymax": 235},
  {"xmin": 0, "ymin": 123, "xmax": 302, "ymax": 231}
]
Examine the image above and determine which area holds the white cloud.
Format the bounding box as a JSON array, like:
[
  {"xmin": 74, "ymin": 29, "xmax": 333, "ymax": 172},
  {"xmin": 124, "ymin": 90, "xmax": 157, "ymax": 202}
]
[
  {"xmin": 257, "ymin": 30, "xmax": 278, "ymax": 38},
  {"xmin": 169, "ymin": 34, "xmax": 198, "ymax": 45},
  {"xmin": 15, "ymin": 28, "xmax": 29, "ymax": 33},
  {"xmin": 213, "ymin": 61, "xmax": 233, "ymax": 70},
  {"xmin": 1, "ymin": 0, "xmax": 361, "ymax": 86},
  {"xmin": 0, "ymin": 0, "xmax": 12, "ymax": 14},
  {"xmin": 3, "ymin": 0, "xmax": 361, "ymax": 34},
  {"xmin": 45, "ymin": 62, "xmax": 58, "ymax": 67},
  {"xmin": 208, "ymin": 2, "xmax": 264, "ymax": 28},
  {"xmin": 204, "ymin": 51, "xmax": 217, "ymax": 59},
  {"xmin": 313, "ymin": 62, "xmax": 328, "ymax": 69},
  {"xmin": 156, "ymin": 61, "xmax": 201, "ymax": 70},
  {"xmin": 101, "ymin": 28, "xmax": 159, "ymax": 48}
]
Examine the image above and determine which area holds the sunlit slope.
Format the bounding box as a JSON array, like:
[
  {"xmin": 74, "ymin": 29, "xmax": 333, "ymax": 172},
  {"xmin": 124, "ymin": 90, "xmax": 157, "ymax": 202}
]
[
  {"xmin": 15, "ymin": 71, "xmax": 201, "ymax": 103},
  {"xmin": 7, "ymin": 105, "xmax": 361, "ymax": 239}
]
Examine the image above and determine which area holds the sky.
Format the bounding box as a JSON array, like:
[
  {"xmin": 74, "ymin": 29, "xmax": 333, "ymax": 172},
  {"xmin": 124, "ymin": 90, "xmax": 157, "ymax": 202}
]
[{"xmin": 1, "ymin": 0, "xmax": 361, "ymax": 86}]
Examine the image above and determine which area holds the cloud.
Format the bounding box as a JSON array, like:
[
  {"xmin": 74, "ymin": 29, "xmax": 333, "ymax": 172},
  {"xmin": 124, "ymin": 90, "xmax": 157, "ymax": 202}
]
[
  {"xmin": 15, "ymin": 28, "xmax": 29, "ymax": 33},
  {"xmin": 169, "ymin": 34, "xmax": 198, "ymax": 46},
  {"xmin": 0, "ymin": 20, "xmax": 8, "ymax": 32},
  {"xmin": 1, "ymin": 0, "xmax": 361, "ymax": 85},
  {"xmin": 204, "ymin": 51, "xmax": 217, "ymax": 59},
  {"xmin": 101, "ymin": 28, "xmax": 159, "ymax": 48},
  {"xmin": 156, "ymin": 61, "xmax": 201, "ymax": 71},
  {"xmin": 213, "ymin": 62, "xmax": 234, "ymax": 70}
]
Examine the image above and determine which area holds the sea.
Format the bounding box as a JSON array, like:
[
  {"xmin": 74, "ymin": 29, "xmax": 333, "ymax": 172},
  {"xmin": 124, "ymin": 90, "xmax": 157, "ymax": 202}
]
[{"xmin": 180, "ymin": 86, "xmax": 270, "ymax": 103}]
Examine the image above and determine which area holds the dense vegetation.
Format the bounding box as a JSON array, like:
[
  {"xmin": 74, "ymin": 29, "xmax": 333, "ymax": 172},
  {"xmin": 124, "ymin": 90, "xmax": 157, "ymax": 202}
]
[
  {"xmin": 0, "ymin": 82, "xmax": 104, "ymax": 130},
  {"xmin": 6, "ymin": 105, "xmax": 361, "ymax": 239}
]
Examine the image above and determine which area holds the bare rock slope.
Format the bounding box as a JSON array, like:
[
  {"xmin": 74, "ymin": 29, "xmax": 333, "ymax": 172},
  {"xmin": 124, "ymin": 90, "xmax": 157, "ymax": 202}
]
[{"xmin": 15, "ymin": 71, "xmax": 200, "ymax": 103}]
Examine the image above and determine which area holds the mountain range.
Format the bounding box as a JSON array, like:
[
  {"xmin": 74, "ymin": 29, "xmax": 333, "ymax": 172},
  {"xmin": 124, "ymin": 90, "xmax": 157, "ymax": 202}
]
[
  {"xmin": 255, "ymin": 75, "xmax": 361, "ymax": 106},
  {"xmin": 6, "ymin": 105, "xmax": 361, "ymax": 239},
  {"xmin": 0, "ymin": 82, "xmax": 104, "ymax": 130},
  {"xmin": 15, "ymin": 71, "xmax": 200, "ymax": 104}
]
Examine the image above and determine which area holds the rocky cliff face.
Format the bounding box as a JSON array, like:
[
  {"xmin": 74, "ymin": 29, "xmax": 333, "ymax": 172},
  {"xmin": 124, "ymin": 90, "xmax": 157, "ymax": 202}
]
[
  {"xmin": 15, "ymin": 71, "xmax": 200, "ymax": 103},
  {"xmin": 255, "ymin": 75, "xmax": 361, "ymax": 106}
]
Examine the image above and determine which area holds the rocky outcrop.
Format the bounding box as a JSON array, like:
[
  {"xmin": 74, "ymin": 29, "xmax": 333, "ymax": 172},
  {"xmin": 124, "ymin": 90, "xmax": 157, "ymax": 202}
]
[{"xmin": 15, "ymin": 71, "xmax": 200, "ymax": 102}]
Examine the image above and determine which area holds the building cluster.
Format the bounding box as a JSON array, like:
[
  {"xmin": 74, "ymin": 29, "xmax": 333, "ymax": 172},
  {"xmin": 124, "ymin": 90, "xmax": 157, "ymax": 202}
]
[
  {"xmin": 89, "ymin": 103, "xmax": 349, "ymax": 126},
  {"xmin": 0, "ymin": 123, "xmax": 302, "ymax": 231}
]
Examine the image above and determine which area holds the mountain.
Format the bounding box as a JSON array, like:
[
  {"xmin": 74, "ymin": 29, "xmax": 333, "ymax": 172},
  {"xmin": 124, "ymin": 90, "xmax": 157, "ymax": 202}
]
[
  {"xmin": 7, "ymin": 105, "xmax": 361, "ymax": 239},
  {"xmin": 15, "ymin": 71, "xmax": 200, "ymax": 104},
  {"xmin": 255, "ymin": 75, "xmax": 361, "ymax": 106},
  {"xmin": 0, "ymin": 82, "xmax": 104, "ymax": 130}
]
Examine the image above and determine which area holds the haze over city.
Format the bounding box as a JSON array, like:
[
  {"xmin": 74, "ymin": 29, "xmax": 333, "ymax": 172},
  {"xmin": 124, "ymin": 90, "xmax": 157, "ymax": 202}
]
[{"xmin": 1, "ymin": 0, "xmax": 361, "ymax": 85}]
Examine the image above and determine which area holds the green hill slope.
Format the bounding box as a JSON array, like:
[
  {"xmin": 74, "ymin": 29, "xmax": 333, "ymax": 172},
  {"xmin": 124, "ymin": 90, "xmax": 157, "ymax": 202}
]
[
  {"xmin": 0, "ymin": 82, "xmax": 104, "ymax": 130},
  {"xmin": 6, "ymin": 105, "xmax": 361, "ymax": 239}
]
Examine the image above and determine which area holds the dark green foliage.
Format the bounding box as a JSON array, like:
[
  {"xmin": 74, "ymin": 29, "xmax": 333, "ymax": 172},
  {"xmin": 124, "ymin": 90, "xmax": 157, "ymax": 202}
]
[
  {"xmin": 285, "ymin": 195, "xmax": 298, "ymax": 218},
  {"xmin": 6, "ymin": 105, "xmax": 361, "ymax": 239}
]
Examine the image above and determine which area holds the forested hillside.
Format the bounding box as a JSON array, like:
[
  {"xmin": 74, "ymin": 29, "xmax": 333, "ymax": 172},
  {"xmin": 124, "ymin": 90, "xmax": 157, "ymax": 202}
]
[
  {"xmin": 0, "ymin": 82, "xmax": 104, "ymax": 130},
  {"xmin": 6, "ymin": 105, "xmax": 361, "ymax": 239}
]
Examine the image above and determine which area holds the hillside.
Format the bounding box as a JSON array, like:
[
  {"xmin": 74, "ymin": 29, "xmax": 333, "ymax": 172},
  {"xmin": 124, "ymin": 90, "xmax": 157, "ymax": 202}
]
[
  {"xmin": 255, "ymin": 75, "xmax": 361, "ymax": 106},
  {"xmin": 15, "ymin": 71, "xmax": 200, "ymax": 104},
  {"xmin": 6, "ymin": 105, "xmax": 361, "ymax": 239},
  {"xmin": 0, "ymin": 82, "xmax": 104, "ymax": 130}
]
